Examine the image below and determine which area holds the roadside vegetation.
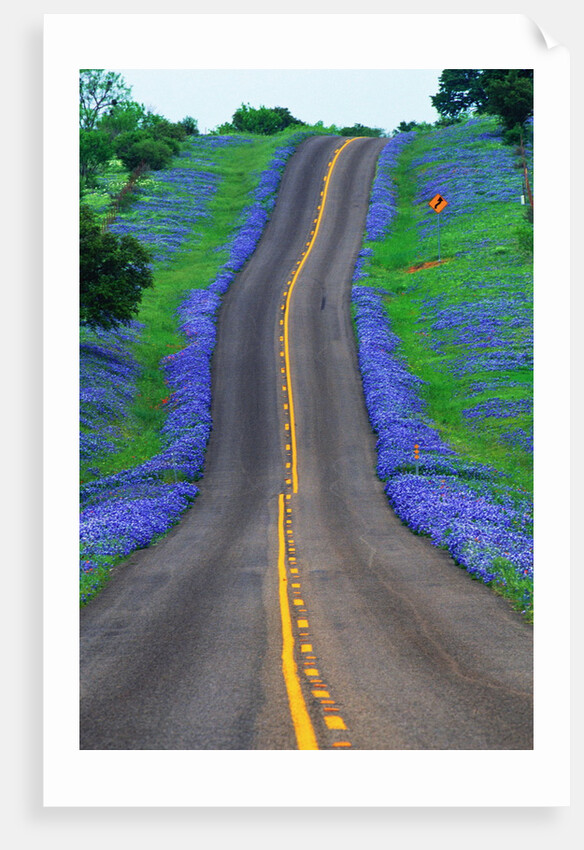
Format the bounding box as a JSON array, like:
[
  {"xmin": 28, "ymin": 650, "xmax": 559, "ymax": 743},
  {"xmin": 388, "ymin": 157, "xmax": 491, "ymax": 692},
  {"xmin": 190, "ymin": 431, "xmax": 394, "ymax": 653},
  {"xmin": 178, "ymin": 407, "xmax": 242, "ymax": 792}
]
[
  {"xmin": 79, "ymin": 69, "xmax": 533, "ymax": 612},
  {"xmin": 80, "ymin": 127, "xmax": 315, "ymax": 604},
  {"xmin": 352, "ymin": 114, "xmax": 533, "ymax": 620}
]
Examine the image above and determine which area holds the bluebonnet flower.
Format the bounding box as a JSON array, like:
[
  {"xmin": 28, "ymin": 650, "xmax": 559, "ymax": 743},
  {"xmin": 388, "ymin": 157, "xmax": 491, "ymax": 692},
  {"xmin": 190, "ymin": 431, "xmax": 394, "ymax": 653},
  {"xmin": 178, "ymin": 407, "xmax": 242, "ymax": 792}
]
[
  {"xmin": 80, "ymin": 134, "xmax": 307, "ymax": 585},
  {"xmin": 351, "ymin": 118, "xmax": 533, "ymax": 607}
]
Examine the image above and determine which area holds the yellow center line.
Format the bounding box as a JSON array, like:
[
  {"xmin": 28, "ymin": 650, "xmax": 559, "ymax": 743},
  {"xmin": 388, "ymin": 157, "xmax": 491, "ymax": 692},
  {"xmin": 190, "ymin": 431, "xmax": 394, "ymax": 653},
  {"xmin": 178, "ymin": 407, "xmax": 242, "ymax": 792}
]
[
  {"xmin": 283, "ymin": 137, "xmax": 358, "ymax": 493},
  {"xmin": 277, "ymin": 493, "xmax": 318, "ymax": 750}
]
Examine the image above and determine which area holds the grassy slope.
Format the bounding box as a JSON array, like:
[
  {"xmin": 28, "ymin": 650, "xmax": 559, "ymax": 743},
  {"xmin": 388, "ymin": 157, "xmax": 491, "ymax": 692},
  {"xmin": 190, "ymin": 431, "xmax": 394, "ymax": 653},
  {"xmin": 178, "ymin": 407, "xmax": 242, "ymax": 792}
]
[
  {"xmin": 79, "ymin": 130, "xmax": 309, "ymax": 603},
  {"xmin": 353, "ymin": 116, "xmax": 533, "ymax": 619},
  {"xmin": 80, "ymin": 120, "xmax": 533, "ymax": 615},
  {"xmin": 80, "ymin": 132, "xmax": 301, "ymax": 485},
  {"xmin": 362, "ymin": 119, "xmax": 533, "ymax": 495}
]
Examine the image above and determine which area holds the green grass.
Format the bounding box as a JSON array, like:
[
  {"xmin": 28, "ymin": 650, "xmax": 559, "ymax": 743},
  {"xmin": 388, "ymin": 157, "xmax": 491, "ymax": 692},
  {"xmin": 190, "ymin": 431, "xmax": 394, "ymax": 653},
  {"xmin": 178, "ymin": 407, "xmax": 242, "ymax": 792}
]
[
  {"xmin": 80, "ymin": 130, "xmax": 305, "ymax": 486},
  {"xmin": 359, "ymin": 123, "xmax": 533, "ymax": 498}
]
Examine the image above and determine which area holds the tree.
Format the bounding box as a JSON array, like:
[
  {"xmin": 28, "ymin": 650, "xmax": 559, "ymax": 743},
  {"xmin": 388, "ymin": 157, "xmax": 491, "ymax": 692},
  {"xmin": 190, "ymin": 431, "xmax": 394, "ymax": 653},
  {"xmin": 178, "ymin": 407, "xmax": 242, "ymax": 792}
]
[
  {"xmin": 228, "ymin": 103, "xmax": 305, "ymax": 135},
  {"xmin": 98, "ymin": 100, "xmax": 147, "ymax": 139},
  {"xmin": 482, "ymin": 70, "xmax": 534, "ymax": 140},
  {"xmin": 431, "ymin": 69, "xmax": 533, "ymax": 142},
  {"xmin": 80, "ymin": 205, "xmax": 153, "ymax": 329},
  {"xmin": 393, "ymin": 120, "xmax": 437, "ymax": 134},
  {"xmin": 430, "ymin": 70, "xmax": 489, "ymax": 119},
  {"xmin": 179, "ymin": 116, "xmax": 199, "ymax": 136},
  {"xmin": 80, "ymin": 70, "xmax": 133, "ymax": 130},
  {"xmin": 339, "ymin": 123, "xmax": 384, "ymax": 137},
  {"xmin": 113, "ymin": 130, "xmax": 175, "ymax": 171},
  {"xmin": 140, "ymin": 111, "xmax": 186, "ymax": 146},
  {"xmin": 79, "ymin": 128, "xmax": 114, "ymax": 185}
]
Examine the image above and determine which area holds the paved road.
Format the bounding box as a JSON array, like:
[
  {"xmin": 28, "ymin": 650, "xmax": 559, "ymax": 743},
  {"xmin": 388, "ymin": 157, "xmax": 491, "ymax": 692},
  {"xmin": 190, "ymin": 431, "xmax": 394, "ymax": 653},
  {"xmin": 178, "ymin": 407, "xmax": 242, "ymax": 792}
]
[{"xmin": 80, "ymin": 136, "xmax": 533, "ymax": 750}]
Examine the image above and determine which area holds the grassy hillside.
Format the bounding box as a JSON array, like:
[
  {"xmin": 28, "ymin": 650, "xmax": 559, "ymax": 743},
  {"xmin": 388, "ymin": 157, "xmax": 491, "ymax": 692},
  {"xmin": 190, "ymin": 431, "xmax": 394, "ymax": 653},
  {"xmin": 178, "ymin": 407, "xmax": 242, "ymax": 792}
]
[
  {"xmin": 79, "ymin": 118, "xmax": 534, "ymax": 619},
  {"xmin": 352, "ymin": 116, "xmax": 533, "ymax": 619},
  {"xmin": 80, "ymin": 129, "xmax": 312, "ymax": 603}
]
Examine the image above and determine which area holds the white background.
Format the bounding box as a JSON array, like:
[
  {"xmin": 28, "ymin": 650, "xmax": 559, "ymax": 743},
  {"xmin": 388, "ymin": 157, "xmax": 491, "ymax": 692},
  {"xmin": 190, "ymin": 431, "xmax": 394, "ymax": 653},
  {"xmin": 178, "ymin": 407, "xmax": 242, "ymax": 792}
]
[{"xmin": 3, "ymin": 0, "xmax": 578, "ymax": 846}]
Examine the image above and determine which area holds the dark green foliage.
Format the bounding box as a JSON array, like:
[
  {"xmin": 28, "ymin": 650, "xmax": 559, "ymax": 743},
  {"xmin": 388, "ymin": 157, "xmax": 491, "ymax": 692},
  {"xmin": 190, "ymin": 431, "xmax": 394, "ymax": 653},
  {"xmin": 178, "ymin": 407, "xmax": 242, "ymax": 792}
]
[
  {"xmin": 431, "ymin": 70, "xmax": 489, "ymax": 119},
  {"xmin": 431, "ymin": 70, "xmax": 533, "ymax": 143},
  {"xmin": 112, "ymin": 113, "xmax": 188, "ymax": 169},
  {"xmin": 394, "ymin": 120, "xmax": 422, "ymax": 133},
  {"xmin": 339, "ymin": 123, "xmax": 384, "ymax": 137},
  {"xmin": 140, "ymin": 112, "xmax": 186, "ymax": 146},
  {"xmin": 80, "ymin": 69, "xmax": 133, "ymax": 130},
  {"xmin": 98, "ymin": 100, "xmax": 147, "ymax": 139},
  {"xmin": 80, "ymin": 205, "xmax": 153, "ymax": 330},
  {"xmin": 114, "ymin": 130, "xmax": 175, "ymax": 171},
  {"xmin": 393, "ymin": 120, "xmax": 441, "ymax": 135},
  {"xmin": 482, "ymin": 70, "xmax": 534, "ymax": 139},
  {"xmin": 222, "ymin": 103, "xmax": 306, "ymax": 135},
  {"xmin": 79, "ymin": 128, "xmax": 114, "ymax": 185},
  {"xmin": 179, "ymin": 115, "xmax": 199, "ymax": 135}
]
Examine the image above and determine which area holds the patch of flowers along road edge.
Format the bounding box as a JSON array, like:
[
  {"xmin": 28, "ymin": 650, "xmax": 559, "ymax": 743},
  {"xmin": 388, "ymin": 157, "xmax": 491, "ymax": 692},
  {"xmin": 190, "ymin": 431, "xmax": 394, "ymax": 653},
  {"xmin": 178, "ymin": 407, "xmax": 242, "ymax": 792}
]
[
  {"xmin": 352, "ymin": 287, "xmax": 533, "ymax": 599},
  {"xmin": 350, "ymin": 127, "xmax": 533, "ymax": 617},
  {"xmin": 80, "ymin": 137, "xmax": 233, "ymax": 475},
  {"xmin": 80, "ymin": 133, "xmax": 311, "ymax": 603}
]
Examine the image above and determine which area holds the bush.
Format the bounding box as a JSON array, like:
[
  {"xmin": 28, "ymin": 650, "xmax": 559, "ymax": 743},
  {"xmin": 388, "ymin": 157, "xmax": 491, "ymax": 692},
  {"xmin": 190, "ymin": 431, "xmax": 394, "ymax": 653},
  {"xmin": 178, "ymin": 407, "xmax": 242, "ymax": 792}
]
[
  {"xmin": 114, "ymin": 130, "xmax": 174, "ymax": 170},
  {"xmin": 80, "ymin": 128, "xmax": 114, "ymax": 185},
  {"xmin": 126, "ymin": 138, "xmax": 174, "ymax": 170},
  {"xmin": 339, "ymin": 123, "xmax": 384, "ymax": 137},
  {"xmin": 179, "ymin": 116, "xmax": 199, "ymax": 136},
  {"xmin": 228, "ymin": 103, "xmax": 306, "ymax": 135},
  {"xmin": 80, "ymin": 205, "xmax": 153, "ymax": 329}
]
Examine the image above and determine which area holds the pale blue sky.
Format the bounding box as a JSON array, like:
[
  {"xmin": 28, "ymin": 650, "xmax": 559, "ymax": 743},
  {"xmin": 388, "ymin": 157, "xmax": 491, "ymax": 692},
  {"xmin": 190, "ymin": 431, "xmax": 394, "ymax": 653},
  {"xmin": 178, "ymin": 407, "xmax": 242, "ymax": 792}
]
[{"xmin": 111, "ymin": 68, "xmax": 443, "ymax": 134}]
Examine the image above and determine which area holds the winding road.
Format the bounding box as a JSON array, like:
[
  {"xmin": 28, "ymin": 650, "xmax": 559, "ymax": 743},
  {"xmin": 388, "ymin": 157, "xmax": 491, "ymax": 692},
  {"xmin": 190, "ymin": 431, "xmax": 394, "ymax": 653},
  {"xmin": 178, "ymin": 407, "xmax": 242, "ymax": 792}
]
[{"xmin": 80, "ymin": 135, "xmax": 533, "ymax": 750}]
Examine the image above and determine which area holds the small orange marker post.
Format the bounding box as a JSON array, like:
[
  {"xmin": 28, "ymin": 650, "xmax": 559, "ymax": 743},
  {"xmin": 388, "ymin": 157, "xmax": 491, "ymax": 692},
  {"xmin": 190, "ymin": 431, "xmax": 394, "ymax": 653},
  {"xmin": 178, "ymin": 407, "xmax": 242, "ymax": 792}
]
[{"xmin": 414, "ymin": 443, "xmax": 420, "ymax": 475}]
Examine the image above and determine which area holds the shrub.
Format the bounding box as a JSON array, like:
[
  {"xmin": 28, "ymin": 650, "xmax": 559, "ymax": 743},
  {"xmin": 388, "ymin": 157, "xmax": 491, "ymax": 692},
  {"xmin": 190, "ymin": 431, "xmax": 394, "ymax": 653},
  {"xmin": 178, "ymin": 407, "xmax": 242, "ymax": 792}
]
[
  {"xmin": 80, "ymin": 205, "xmax": 153, "ymax": 329},
  {"xmin": 115, "ymin": 131, "xmax": 174, "ymax": 170},
  {"xmin": 340, "ymin": 122, "xmax": 384, "ymax": 137},
  {"xmin": 80, "ymin": 128, "xmax": 114, "ymax": 185}
]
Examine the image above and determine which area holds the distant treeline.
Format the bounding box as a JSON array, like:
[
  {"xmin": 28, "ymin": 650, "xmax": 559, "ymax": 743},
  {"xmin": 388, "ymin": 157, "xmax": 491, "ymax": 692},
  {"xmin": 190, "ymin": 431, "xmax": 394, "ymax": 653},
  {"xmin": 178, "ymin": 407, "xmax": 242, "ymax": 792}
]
[{"xmin": 80, "ymin": 68, "xmax": 533, "ymax": 188}]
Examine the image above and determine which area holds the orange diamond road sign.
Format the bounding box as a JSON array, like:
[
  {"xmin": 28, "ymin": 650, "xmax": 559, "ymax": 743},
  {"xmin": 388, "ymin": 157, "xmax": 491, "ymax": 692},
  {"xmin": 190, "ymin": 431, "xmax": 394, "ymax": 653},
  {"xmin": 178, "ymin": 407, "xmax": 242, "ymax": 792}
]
[{"xmin": 429, "ymin": 194, "xmax": 448, "ymax": 213}]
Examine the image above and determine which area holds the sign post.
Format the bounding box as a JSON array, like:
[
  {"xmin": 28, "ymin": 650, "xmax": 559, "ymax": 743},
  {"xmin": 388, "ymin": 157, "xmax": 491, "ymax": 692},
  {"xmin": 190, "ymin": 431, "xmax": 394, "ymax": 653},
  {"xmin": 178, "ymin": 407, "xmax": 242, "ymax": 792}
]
[{"xmin": 428, "ymin": 194, "xmax": 448, "ymax": 261}]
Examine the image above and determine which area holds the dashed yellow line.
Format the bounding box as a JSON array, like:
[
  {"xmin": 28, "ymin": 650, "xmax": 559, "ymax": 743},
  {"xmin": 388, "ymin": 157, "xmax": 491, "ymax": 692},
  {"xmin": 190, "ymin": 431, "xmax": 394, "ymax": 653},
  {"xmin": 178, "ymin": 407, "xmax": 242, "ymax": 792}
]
[
  {"xmin": 277, "ymin": 141, "xmax": 359, "ymax": 750},
  {"xmin": 277, "ymin": 493, "xmax": 318, "ymax": 750},
  {"xmin": 283, "ymin": 137, "xmax": 358, "ymax": 494}
]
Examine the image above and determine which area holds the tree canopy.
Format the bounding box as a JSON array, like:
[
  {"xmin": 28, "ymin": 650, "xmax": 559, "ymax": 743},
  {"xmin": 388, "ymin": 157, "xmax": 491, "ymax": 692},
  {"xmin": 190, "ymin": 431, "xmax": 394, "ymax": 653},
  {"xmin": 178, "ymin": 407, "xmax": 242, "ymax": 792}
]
[
  {"xmin": 431, "ymin": 70, "xmax": 533, "ymax": 141},
  {"xmin": 339, "ymin": 123, "xmax": 383, "ymax": 137},
  {"xmin": 219, "ymin": 103, "xmax": 306, "ymax": 135},
  {"xmin": 79, "ymin": 70, "xmax": 133, "ymax": 131},
  {"xmin": 80, "ymin": 205, "xmax": 153, "ymax": 330}
]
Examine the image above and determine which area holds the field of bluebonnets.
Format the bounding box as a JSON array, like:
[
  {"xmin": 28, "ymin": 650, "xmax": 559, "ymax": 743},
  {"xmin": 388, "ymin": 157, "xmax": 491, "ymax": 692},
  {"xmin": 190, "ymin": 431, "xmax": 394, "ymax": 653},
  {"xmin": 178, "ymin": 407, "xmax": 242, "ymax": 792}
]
[
  {"xmin": 80, "ymin": 116, "xmax": 534, "ymax": 620},
  {"xmin": 80, "ymin": 131, "xmax": 311, "ymax": 603},
  {"xmin": 351, "ymin": 116, "xmax": 533, "ymax": 619}
]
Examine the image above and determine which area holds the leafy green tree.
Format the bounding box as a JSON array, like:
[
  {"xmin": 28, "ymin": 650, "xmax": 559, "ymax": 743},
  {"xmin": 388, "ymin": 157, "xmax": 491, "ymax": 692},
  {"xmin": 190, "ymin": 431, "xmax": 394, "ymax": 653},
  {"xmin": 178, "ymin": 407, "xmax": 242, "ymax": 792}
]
[
  {"xmin": 80, "ymin": 205, "xmax": 153, "ymax": 329},
  {"xmin": 179, "ymin": 115, "xmax": 199, "ymax": 136},
  {"xmin": 98, "ymin": 100, "xmax": 147, "ymax": 138},
  {"xmin": 114, "ymin": 130, "xmax": 174, "ymax": 171},
  {"xmin": 80, "ymin": 70, "xmax": 132, "ymax": 130},
  {"xmin": 393, "ymin": 120, "xmax": 438, "ymax": 134},
  {"xmin": 229, "ymin": 103, "xmax": 305, "ymax": 135},
  {"xmin": 214, "ymin": 121, "xmax": 237, "ymax": 135},
  {"xmin": 339, "ymin": 123, "xmax": 384, "ymax": 137},
  {"xmin": 431, "ymin": 69, "xmax": 533, "ymax": 142},
  {"xmin": 140, "ymin": 112, "xmax": 186, "ymax": 146},
  {"xmin": 430, "ymin": 70, "xmax": 489, "ymax": 119},
  {"xmin": 482, "ymin": 70, "xmax": 534, "ymax": 141},
  {"xmin": 79, "ymin": 128, "xmax": 114, "ymax": 185}
]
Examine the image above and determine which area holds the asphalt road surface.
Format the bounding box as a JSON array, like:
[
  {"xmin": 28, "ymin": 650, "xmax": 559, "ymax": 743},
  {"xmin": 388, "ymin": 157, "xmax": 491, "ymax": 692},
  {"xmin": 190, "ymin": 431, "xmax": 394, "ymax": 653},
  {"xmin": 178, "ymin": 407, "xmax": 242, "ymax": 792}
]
[{"xmin": 80, "ymin": 135, "xmax": 533, "ymax": 750}]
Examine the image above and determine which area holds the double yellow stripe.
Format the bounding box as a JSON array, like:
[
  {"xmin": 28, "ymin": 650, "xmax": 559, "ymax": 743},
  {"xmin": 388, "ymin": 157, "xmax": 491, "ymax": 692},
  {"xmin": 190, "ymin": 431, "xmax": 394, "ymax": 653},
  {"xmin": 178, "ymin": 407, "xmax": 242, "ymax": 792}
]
[
  {"xmin": 283, "ymin": 137, "xmax": 358, "ymax": 494},
  {"xmin": 278, "ymin": 493, "xmax": 318, "ymax": 749},
  {"xmin": 279, "ymin": 139, "xmax": 358, "ymax": 749}
]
